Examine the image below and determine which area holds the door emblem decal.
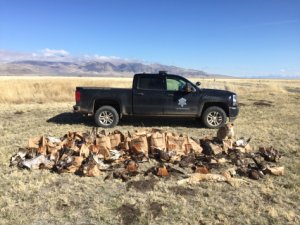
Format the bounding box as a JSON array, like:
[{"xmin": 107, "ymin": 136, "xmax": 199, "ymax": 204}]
[{"xmin": 178, "ymin": 98, "xmax": 187, "ymax": 107}]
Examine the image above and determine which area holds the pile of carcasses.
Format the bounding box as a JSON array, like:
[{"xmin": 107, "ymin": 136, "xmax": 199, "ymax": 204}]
[{"xmin": 10, "ymin": 124, "xmax": 284, "ymax": 186}]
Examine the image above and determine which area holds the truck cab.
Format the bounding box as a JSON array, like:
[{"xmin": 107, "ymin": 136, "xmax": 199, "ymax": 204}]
[{"xmin": 133, "ymin": 71, "xmax": 200, "ymax": 115}]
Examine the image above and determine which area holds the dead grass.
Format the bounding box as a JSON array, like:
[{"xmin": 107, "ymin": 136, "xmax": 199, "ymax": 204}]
[
  {"xmin": 0, "ymin": 76, "xmax": 133, "ymax": 103},
  {"xmin": 0, "ymin": 77, "xmax": 299, "ymax": 225},
  {"xmin": 0, "ymin": 76, "xmax": 299, "ymax": 104}
]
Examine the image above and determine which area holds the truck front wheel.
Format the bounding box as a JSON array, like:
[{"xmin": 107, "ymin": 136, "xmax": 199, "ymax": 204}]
[
  {"xmin": 94, "ymin": 106, "xmax": 119, "ymax": 128},
  {"xmin": 202, "ymin": 106, "xmax": 227, "ymax": 129}
]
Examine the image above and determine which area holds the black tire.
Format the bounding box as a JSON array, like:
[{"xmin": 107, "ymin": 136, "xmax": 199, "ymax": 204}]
[
  {"xmin": 202, "ymin": 106, "xmax": 227, "ymax": 129},
  {"xmin": 94, "ymin": 105, "xmax": 119, "ymax": 128}
]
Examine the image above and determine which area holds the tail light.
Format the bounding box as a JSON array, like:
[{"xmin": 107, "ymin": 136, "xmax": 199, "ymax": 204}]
[{"xmin": 75, "ymin": 90, "xmax": 81, "ymax": 102}]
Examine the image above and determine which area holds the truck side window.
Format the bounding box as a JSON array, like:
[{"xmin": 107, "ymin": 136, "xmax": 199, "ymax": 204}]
[
  {"xmin": 166, "ymin": 77, "xmax": 187, "ymax": 91},
  {"xmin": 138, "ymin": 77, "xmax": 164, "ymax": 90}
]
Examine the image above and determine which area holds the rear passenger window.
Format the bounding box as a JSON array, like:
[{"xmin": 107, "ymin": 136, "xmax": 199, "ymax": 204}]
[{"xmin": 138, "ymin": 77, "xmax": 164, "ymax": 90}]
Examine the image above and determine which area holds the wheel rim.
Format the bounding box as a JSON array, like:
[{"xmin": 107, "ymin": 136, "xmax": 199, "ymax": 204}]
[
  {"xmin": 98, "ymin": 111, "xmax": 114, "ymax": 126},
  {"xmin": 207, "ymin": 111, "xmax": 223, "ymax": 127}
]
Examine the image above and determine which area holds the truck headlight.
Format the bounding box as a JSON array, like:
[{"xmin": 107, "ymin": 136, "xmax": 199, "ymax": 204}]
[{"xmin": 232, "ymin": 94, "xmax": 237, "ymax": 106}]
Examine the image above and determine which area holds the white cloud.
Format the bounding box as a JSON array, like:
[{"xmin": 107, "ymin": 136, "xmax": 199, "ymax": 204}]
[
  {"xmin": 0, "ymin": 49, "xmax": 32, "ymax": 62},
  {"xmin": 280, "ymin": 69, "xmax": 286, "ymax": 73},
  {"xmin": 0, "ymin": 49, "xmax": 144, "ymax": 64},
  {"xmin": 93, "ymin": 54, "xmax": 120, "ymax": 61},
  {"xmin": 41, "ymin": 48, "xmax": 69, "ymax": 57}
]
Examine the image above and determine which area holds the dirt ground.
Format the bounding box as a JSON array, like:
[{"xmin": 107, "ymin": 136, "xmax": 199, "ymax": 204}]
[{"xmin": 0, "ymin": 80, "xmax": 300, "ymax": 225}]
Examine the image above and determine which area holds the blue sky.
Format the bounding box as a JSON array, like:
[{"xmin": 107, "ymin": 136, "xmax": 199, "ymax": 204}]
[{"xmin": 0, "ymin": 0, "xmax": 299, "ymax": 77}]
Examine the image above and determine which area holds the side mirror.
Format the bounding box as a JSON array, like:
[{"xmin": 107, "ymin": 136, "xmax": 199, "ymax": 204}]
[
  {"xmin": 185, "ymin": 83, "xmax": 196, "ymax": 93},
  {"xmin": 196, "ymin": 81, "xmax": 201, "ymax": 86}
]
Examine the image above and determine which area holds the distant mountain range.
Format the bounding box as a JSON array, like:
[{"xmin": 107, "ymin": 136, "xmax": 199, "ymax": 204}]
[
  {"xmin": 1, "ymin": 50, "xmax": 297, "ymax": 78},
  {"xmin": 0, "ymin": 60, "xmax": 227, "ymax": 78}
]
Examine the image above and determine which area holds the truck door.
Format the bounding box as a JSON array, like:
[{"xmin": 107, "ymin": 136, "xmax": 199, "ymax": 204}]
[
  {"xmin": 133, "ymin": 75, "xmax": 164, "ymax": 115},
  {"xmin": 164, "ymin": 76, "xmax": 199, "ymax": 115}
]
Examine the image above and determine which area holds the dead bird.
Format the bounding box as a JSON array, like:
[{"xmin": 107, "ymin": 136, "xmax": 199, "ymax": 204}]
[
  {"xmin": 236, "ymin": 166, "xmax": 248, "ymax": 177},
  {"xmin": 157, "ymin": 165, "xmax": 169, "ymax": 177},
  {"xmin": 200, "ymin": 139, "xmax": 213, "ymax": 155},
  {"xmin": 193, "ymin": 166, "xmax": 210, "ymax": 174},
  {"xmin": 10, "ymin": 148, "xmax": 40, "ymax": 168},
  {"xmin": 10, "ymin": 148, "xmax": 28, "ymax": 167},
  {"xmin": 105, "ymin": 159, "xmax": 139, "ymax": 182},
  {"xmin": 144, "ymin": 163, "xmax": 186, "ymax": 177},
  {"xmin": 248, "ymin": 169, "xmax": 262, "ymax": 180},
  {"xmin": 145, "ymin": 164, "xmax": 169, "ymax": 177},
  {"xmin": 21, "ymin": 154, "xmax": 52, "ymax": 170},
  {"xmin": 124, "ymin": 159, "xmax": 139, "ymax": 174},
  {"xmin": 60, "ymin": 147, "xmax": 78, "ymax": 157},
  {"xmin": 250, "ymin": 154, "xmax": 267, "ymax": 172},
  {"xmin": 130, "ymin": 152, "xmax": 147, "ymax": 162},
  {"xmin": 259, "ymin": 146, "xmax": 281, "ymax": 162},
  {"xmin": 200, "ymin": 139, "xmax": 223, "ymax": 155},
  {"xmin": 227, "ymin": 149, "xmax": 249, "ymax": 166},
  {"xmin": 112, "ymin": 170, "xmax": 130, "ymax": 182},
  {"xmin": 75, "ymin": 154, "xmax": 101, "ymax": 177},
  {"xmin": 149, "ymin": 147, "xmax": 171, "ymax": 162},
  {"xmin": 53, "ymin": 155, "xmax": 74, "ymax": 173},
  {"xmin": 179, "ymin": 153, "xmax": 196, "ymax": 168},
  {"xmin": 235, "ymin": 137, "xmax": 252, "ymax": 147}
]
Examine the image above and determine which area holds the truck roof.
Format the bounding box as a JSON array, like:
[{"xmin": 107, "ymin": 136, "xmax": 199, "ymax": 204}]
[{"xmin": 135, "ymin": 71, "xmax": 175, "ymax": 76}]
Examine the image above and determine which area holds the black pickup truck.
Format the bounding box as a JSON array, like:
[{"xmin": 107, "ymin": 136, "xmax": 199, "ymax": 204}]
[{"xmin": 73, "ymin": 71, "xmax": 239, "ymax": 128}]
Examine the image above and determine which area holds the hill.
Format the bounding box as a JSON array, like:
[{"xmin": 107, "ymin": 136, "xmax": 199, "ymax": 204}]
[{"xmin": 0, "ymin": 60, "xmax": 227, "ymax": 78}]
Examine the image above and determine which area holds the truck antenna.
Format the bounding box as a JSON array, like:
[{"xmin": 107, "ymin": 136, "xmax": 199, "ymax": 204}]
[{"xmin": 159, "ymin": 71, "xmax": 167, "ymax": 75}]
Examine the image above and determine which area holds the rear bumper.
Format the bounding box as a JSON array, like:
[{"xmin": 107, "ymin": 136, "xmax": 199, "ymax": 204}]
[
  {"xmin": 228, "ymin": 106, "xmax": 239, "ymax": 121},
  {"xmin": 73, "ymin": 105, "xmax": 91, "ymax": 115},
  {"xmin": 73, "ymin": 105, "xmax": 80, "ymax": 112}
]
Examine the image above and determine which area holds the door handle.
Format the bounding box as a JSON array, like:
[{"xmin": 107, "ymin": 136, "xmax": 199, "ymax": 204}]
[
  {"xmin": 135, "ymin": 92, "xmax": 144, "ymax": 96},
  {"xmin": 167, "ymin": 93, "xmax": 174, "ymax": 97}
]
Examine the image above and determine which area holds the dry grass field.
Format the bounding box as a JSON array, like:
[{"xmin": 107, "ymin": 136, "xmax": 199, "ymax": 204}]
[{"xmin": 0, "ymin": 76, "xmax": 299, "ymax": 225}]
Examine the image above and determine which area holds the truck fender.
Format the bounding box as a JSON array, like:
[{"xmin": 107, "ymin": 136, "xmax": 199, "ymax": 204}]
[
  {"xmin": 198, "ymin": 101, "xmax": 229, "ymax": 117},
  {"xmin": 93, "ymin": 99, "xmax": 121, "ymax": 115}
]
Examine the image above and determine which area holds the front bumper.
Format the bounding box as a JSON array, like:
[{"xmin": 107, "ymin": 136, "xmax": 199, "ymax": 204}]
[{"xmin": 228, "ymin": 106, "xmax": 239, "ymax": 121}]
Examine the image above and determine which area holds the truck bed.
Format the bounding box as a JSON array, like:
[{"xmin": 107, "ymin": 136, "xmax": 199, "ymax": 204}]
[{"xmin": 75, "ymin": 87, "xmax": 132, "ymax": 115}]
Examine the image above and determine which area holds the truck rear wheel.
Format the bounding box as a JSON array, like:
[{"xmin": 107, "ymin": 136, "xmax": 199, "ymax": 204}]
[
  {"xmin": 202, "ymin": 106, "xmax": 227, "ymax": 129},
  {"xmin": 94, "ymin": 106, "xmax": 119, "ymax": 128}
]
